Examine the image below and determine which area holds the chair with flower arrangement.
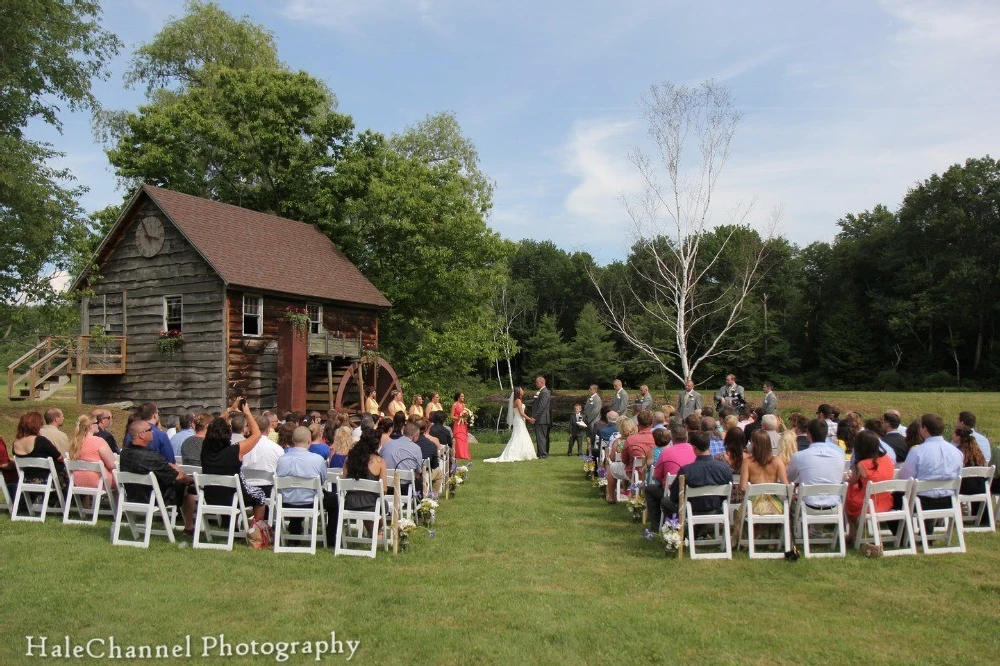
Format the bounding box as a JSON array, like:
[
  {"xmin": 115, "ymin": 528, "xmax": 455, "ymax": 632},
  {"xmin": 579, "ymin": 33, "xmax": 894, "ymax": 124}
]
[
  {"xmin": 657, "ymin": 474, "xmax": 678, "ymax": 530},
  {"xmin": 683, "ymin": 482, "xmax": 733, "ymax": 559},
  {"xmin": 334, "ymin": 478, "xmax": 387, "ymax": 558},
  {"xmin": 736, "ymin": 483, "xmax": 792, "ymax": 559}
]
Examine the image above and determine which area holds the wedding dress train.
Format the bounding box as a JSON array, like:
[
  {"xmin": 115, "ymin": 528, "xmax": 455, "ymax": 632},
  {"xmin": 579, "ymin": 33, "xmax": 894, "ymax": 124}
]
[{"xmin": 484, "ymin": 406, "xmax": 538, "ymax": 463}]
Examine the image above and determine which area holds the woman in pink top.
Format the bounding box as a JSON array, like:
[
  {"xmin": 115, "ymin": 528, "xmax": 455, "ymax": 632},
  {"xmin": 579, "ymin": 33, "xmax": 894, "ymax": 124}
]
[{"xmin": 69, "ymin": 414, "xmax": 117, "ymax": 489}]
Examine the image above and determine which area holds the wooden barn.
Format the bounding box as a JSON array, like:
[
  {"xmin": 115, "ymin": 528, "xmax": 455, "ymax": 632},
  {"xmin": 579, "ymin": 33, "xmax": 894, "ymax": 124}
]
[{"xmin": 6, "ymin": 185, "xmax": 400, "ymax": 415}]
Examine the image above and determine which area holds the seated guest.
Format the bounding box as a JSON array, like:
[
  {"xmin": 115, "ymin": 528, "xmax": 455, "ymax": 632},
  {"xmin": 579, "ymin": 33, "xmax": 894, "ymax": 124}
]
[
  {"xmin": 954, "ymin": 425, "xmax": 987, "ymax": 495},
  {"xmin": 684, "ymin": 413, "xmax": 700, "ymax": 435},
  {"xmin": 897, "ymin": 414, "xmax": 963, "ymax": 521},
  {"xmin": 429, "ymin": 410, "xmax": 453, "ymax": 454},
  {"xmin": 666, "ymin": 431, "xmax": 735, "ymax": 517},
  {"xmin": 327, "ymin": 429, "xmax": 388, "ymax": 542},
  {"xmin": 135, "ymin": 402, "xmax": 176, "ymax": 463},
  {"xmin": 788, "ymin": 413, "xmax": 810, "ymax": 451},
  {"xmin": 68, "ymin": 414, "xmax": 117, "ymax": 489},
  {"xmin": 606, "ymin": 416, "xmax": 636, "ymax": 503},
  {"xmin": 180, "ymin": 413, "xmax": 212, "ymax": 467},
  {"xmin": 376, "ymin": 416, "xmax": 394, "ymax": 447},
  {"xmin": 91, "ymin": 409, "xmax": 119, "ymax": 454},
  {"xmin": 380, "ymin": 421, "xmax": 423, "ymax": 495},
  {"xmin": 715, "ymin": 426, "xmax": 746, "ymax": 506},
  {"xmin": 702, "ymin": 417, "xmax": 724, "ymax": 456},
  {"xmin": 0, "ymin": 435, "xmax": 16, "ymax": 506},
  {"xmin": 744, "ymin": 407, "xmax": 765, "ymax": 441},
  {"xmin": 740, "ymin": 430, "xmax": 789, "ymax": 515},
  {"xmin": 653, "ymin": 422, "xmax": 696, "ymax": 479},
  {"xmin": 415, "ymin": 419, "xmax": 443, "ymax": 494},
  {"xmin": 761, "ymin": 414, "xmax": 781, "ymax": 455},
  {"xmin": 200, "ymin": 400, "xmax": 268, "ymax": 526},
  {"xmin": 836, "ymin": 414, "xmax": 862, "ymax": 460},
  {"xmin": 120, "ymin": 417, "xmax": 194, "ymax": 533},
  {"xmin": 328, "ymin": 425, "xmax": 354, "ymax": 469},
  {"xmin": 777, "ymin": 429, "xmax": 797, "ymax": 465},
  {"xmin": 170, "ymin": 413, "xmax": 196, "ymax": 459},
  {"xmin": 881, "ymin": 412, "xmax": 908, "ymax": 462},
  {"xmin": 308, "ymin": 423, "xmax": 330, "ymax": 459},
  {"xmin": 957, "ymin": 411, "xmax": 991, "ymax": 463},
  {"xmin": 904, "ymin": 420, "xmax": 923, "ymax": 451},
  {"xmin": 621, "ymin": 410, "xmax": 656, "ymax": 477},
  {"xmin": 163, "ymin": 415, "xmax": 179, "ymax": 440},
  {"xmin": 12, "ymin": 411, "xmax": 67, "ymax": 490},
  {"xmin": 242, "ymin": 414, "xmax": 285, "ymax": 496},
  {"xmin": 787, "ymin": 419, "xmax": 843, "ymax": 511},
  {"xmin": 845, "ymin": 430, "xmax": 894, "ymax": 544},
  {"xmin": 261, "ymin": 411, "xmax": 280, "ymax": 443},
  {"xmin": 859, "ymin": 419, "xmax": 896, "ymax": 465},
  {"xmin": 275, "ymin": 426, "xmax": 329, "ymax": 534},
  {"xmin": 40, "ymin": 407, "xmax": 71, "ymax": 455},
  {"xmin": 651, "ymin": 411, "xmax": 666, "ymax": 432},
  {"xmin": 276, "ymin": 421, "xmax": 297, "ymax": 449},
  {"xmin": 229, "ymin": 412, "xmax": 247, "ymax": 445},
  {"xmin": 647, "ymin": 428, "xmax": 670, "ymax": 470},
  {"xmin": 722, "ymin": 414, "xmax": 739, "ymax": 434}
]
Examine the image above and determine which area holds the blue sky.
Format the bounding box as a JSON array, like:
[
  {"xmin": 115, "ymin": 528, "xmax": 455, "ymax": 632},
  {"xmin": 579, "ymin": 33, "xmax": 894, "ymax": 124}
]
[{"xmin": 34, "ymin": 0, "xmax": 1000, "ymax": 265}]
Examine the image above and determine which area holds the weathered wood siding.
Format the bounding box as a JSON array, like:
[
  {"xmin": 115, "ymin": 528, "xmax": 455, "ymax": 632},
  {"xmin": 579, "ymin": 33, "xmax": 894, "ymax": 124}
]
[
  {"xmin": 82, "ymin": 199, "xmax": 227, "ymax": 413},
  {"xmin": 226, "ymin": 292, "xmax": 379, "ymax": 411}
]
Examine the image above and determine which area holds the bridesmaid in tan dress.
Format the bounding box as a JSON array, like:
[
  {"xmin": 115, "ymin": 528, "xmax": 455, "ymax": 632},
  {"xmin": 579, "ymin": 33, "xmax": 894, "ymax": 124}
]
[{"xmin": 408, "ymin": 395, "xmax": 424, "ymax": 419}]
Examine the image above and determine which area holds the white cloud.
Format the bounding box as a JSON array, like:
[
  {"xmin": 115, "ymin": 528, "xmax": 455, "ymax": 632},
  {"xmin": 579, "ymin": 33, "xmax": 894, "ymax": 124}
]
[
  {"xmin": 280, "ymin": 0, "xmax": 440, "ymax": 29},
  {"xmin": 561, "ymin": 119, "xmax": 641, "ymax": 233}
]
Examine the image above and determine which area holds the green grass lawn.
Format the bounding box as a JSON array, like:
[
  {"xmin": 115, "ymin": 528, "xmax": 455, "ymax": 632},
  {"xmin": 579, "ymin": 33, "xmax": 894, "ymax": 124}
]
[
  {"xmin": 3, "ymin": 428, "xmax": 1000, "ymax": 665},
  {"xmin": 3, "ymin": 393, "xmax": 1000, "ymax": 664}
]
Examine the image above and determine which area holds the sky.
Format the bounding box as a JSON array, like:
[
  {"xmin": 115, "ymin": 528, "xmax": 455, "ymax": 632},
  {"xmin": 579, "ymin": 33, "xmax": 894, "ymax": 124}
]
[{"xmin": 33, "ymin": 0, "xmax": 1000, "ymax": 265}]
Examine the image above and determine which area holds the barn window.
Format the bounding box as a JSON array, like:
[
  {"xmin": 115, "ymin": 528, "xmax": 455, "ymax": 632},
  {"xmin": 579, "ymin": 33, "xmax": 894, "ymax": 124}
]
[
  {"xmin": 163, "ymin": 295, "xmax": 183, "ymax": 332},
  {"xmin": 243, "ymin": 294, "xmax": 263, "ymax": 336},
  {"xmin": 307, "ymin": 303, "xmax": 323, "ymax": 335}
]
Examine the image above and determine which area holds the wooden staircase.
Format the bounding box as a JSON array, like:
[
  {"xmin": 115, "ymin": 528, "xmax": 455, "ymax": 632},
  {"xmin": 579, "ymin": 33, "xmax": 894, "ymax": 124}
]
[{"xmin": 7, "ymin": 336, "xmax": 127, "ymax": 401}]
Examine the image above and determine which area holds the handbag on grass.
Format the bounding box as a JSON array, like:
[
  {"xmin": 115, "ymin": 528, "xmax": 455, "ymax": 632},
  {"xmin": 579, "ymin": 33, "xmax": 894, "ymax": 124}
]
[{"xmin": 247, "ymin": 517, "xmax": 273, "ymax": 549}]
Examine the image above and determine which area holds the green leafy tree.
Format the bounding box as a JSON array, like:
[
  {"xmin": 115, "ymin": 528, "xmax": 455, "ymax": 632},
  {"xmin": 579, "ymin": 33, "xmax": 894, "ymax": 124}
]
[
  {"xmin": 522, "ymin": 314, "xmax": 570, "ymax": 387},
  {"xmin": 566, "ymin": 303, "xmax": 621, "ymax": 387},
  {"xmin": 0, "ymin": 0, "xmax": 120, "ymax": 334}
]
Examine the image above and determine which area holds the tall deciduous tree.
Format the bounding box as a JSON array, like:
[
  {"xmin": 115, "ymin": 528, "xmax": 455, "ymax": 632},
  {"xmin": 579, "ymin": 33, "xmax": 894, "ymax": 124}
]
[
  {"xmin": 0, "ymin": 0, "xmax": 120, "ymax": 333},
  {"xmin": 592, "ymin": 80, "xmax": 776, "ymax": 384}
]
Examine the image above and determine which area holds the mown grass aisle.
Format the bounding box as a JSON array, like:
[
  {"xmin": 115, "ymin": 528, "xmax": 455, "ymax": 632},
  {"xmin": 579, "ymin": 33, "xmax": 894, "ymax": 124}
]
[{"xmin": 3, "ymin": 432, "xmax": 1000, "ymax": 664}]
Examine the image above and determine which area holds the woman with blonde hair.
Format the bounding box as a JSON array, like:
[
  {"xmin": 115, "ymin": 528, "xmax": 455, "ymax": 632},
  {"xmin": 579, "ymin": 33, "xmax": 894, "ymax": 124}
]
[
  {"xmin": 723, "ymin": 414, "xmax": 739, "ymax": 433},
  {"xmin": 329, "ymin": 425, "xmax": 355, "ymax": 469},
  {"xmin": 408, "ymin": 394, "xmax": 424, "ymax": 419},
  {"xmin": 68, "ymin": 414, "xmax": 117, "ymax": 489},
  {"xmin": 777, "ymin": 429, "xmax": 797, "ymax": 465},
  {"xmin": 605, "ymin": 416, "xmax": 638, "ymax": 503},
  {"xmin": 308, "ymin": 422, "xmax": 330, "ymax": 459}
]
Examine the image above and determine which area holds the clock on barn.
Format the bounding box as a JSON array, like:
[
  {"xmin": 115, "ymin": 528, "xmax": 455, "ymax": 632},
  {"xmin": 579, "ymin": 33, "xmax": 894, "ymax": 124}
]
[{"xmin": 135, "ymin": 216, "xmax": 164, "ymax": 257}]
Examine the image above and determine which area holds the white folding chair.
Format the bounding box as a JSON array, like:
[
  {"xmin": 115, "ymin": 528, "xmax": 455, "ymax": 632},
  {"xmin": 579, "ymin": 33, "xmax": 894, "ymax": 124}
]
[
  {"xmin": 177, "ymin": 464, "xmax": 201, "ymax": 476},
  {"xmin": 684, "ymin": 483, "xmax": 732, "ymax": 560},
  {"xmin": 794, "ymin": 483, "xmax": 847, "ymax": 558},
  {"xmin": 334, "ymin": 478, "xmax": 386, "ymax": 558},
  {"xmin": 959, "ymin": 466, "xmax": 995, "ymax": 532},
  {"xmin": 629, "ymin": 460, "xmax": 646, "ymax": 497},
  {"xmin": 273, "ymin": 475, "xmax": 327, "ymax": 554},
  {"xmin": 323, "ymin": 468, "xmax": 342, "ymax": 493},
  {"xmin": 192, "ymin": 473, "xmax": 250, "ymax": 551},
  {"xmin": 111, "ymin": 470, "xmax": 177, "ymax": 548},
  {"xmin": 910, "ymin": 478, "xmax": 965, "ymax": 555},
  {"xmin": 0, "ymin": 476, "xmax": 11, "ymax": 516},
  {"xmin": 385, "ymin": 469, "xmax": 416, "ymax": 522},
  {"xmin": 855, "ymin": 478, "xmax": 915, "ymax": 556},
  {"xmin": 242, "ymin": 468, "xmax": 276, "ymax": 525},
  {"xmin": 421, "ymin": 458, "xmax": 432, "ymax": 496},
  {"xmin": 12, "ymin": 457, "xmax": 65, "ymax": 522},
  {"xmin": 739, "ymin": 483, "xmax": 792, "ymax": 559},
  {"xmin": 63, "ymin": 460, "xmax": 117, "ymax": 525}
]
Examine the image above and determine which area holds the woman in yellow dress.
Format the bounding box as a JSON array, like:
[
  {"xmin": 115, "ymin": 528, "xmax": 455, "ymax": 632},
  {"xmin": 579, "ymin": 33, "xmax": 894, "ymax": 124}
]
[
  {"xmin": 425, "ymin": 393, "xmax": 443, "ymax": 418},
  {"xmin": 364, "ymin": 388, "xmax": 380, "ymax": 416},
  {"xmin": 409, "ymin": 394, "xmax": 424, "ymax": 419},
  {"xmin": 388, "ymin": 390, "xmax": 406, "ymax": 418}
]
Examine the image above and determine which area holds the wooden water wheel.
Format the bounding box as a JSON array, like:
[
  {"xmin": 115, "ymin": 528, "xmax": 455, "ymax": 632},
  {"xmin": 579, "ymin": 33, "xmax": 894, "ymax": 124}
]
[{"xmin": 335, "ymin": 357, "xmax": 401, "ymax": 416}]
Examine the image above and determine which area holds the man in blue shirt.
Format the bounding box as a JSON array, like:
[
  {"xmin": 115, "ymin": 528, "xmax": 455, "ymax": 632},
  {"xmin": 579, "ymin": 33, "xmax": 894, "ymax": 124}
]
[
  {"xmin": 898, "ymin": 413, "xmax": 963, "ymax": 512},
  {"xmin": 381, "ymin": 422, "xmax": 423, "ymax": 495},
  {"xmin": 170, "ymin": 412, "xmax": 196, "ymax": 459},
  {"xmin": 958, "ymin": 411, "xmax": 991, "ymax": 463},
  {"xmin": 787, "ymin": 419, "xmax": 844, "ymax": 509},
  {"xmin": 275, "ymin": 426, "xmax": 329, "ymax": 535},
  {"xmin": 123, "ymin": 402, "xmax": 176, "ymax": 463}
]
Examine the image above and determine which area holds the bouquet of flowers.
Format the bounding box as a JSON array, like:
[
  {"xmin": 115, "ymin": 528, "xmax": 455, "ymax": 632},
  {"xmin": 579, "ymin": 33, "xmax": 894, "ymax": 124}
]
[
  {"xmin": 397, "ymin": 518, "xmax": 417, "ymax": 550},
  {"xmin": 596, "ymin": 466, "xmax": 607, "ymax": 489},
  {"xmin": 461, "ymin": 408, "xmax": 475, "ymax": 427},
  {"xmin": 449, "ymin": 474, "xmax": 463, "ymax": 494},
  {"xmin": 582, "ymin": 455, "xmax": 595, "ymax": 476},
  {"xmin": 417, "ymin": 498, "xmax": 438, "ymax": 525},
  {"xmin": 627, "ymin": 494, "xmax": 645, "ymax": 522},
  {"xmin": 155, "ymin": 329, "xmax": 183, "ymax": 357},
  {"xmin": 456, "ymin": 465, "xmax": 469, "ymax": 482},
  {"xmin": 660, "ymin": 515, "xmax": 687, "ymax": 556}
]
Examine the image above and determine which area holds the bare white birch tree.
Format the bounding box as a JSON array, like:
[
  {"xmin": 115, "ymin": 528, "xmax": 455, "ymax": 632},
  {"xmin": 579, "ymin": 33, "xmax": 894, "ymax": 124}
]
[
  {"xmin": 592, "ymin": 80, "xmax": 776, "ymax": 384},
  {"xmin": 489, "ymin": 279, "xmax": 530, "ymax": 392}
]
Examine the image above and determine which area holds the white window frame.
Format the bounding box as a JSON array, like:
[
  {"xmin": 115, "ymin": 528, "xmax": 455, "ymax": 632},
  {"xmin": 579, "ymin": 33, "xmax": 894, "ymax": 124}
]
[
  {"xmin": 242, "ymin": 294, "xmax": 263, "ymax": 337},
  {"xmin": 162, "ymin": 294, "xmax": 183, "ymax": 332},
  {"xmin": 307, "ymin": 302, "xmax": 323, "ymax": 335}
]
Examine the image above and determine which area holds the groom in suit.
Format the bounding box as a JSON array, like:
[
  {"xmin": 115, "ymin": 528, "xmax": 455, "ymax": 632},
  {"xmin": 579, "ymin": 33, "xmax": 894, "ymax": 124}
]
[{"xmin": 529, "ymin": 376, "xmax": 552, "ymax": 458}]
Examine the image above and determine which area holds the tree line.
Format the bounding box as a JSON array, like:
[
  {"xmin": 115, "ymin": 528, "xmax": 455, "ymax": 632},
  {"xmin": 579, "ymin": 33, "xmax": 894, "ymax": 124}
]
[{"xmin": 2, "ymin": 2, "xmax": 997, "ymax": 397}]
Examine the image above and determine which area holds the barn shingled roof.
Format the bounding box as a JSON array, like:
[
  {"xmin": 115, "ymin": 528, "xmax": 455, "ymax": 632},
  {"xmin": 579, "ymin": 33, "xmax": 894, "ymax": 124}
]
[{"xmin": 143, "ymin": 185, "xmax": 391, "ymax": 309}]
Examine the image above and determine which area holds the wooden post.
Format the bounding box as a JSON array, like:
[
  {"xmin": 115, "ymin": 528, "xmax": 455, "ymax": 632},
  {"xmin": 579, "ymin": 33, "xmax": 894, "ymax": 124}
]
[
  {"xmin": 392, "ymin": 474, "xmax": 401, "ymax": 555},
  {"xmin": 444, "ymin": 447, "xmax": 451, "ymax": 500},
  {"xmin": 326, "ymin": 360, "xmax": 334, "ymax": 410},
  {"xmin": 677, "ymin": 475, "xmax": 686, "ymax": 561}
]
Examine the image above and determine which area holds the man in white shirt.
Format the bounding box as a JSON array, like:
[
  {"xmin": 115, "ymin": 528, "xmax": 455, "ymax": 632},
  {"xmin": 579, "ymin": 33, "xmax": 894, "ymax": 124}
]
[
  {"xmin": 957, "ymin": 411, "xmax": 991, "ymax": 463},
  {"xmin": 229, "ymin": 413, "xmax": 247, "ymax": 445},
  {"xmin": 242, "ymin": 414, "xmax": 284, "ymax": 492},
  {"xmin": 787, "ymin": 419, "xmax": 844, "ymax": 509}
]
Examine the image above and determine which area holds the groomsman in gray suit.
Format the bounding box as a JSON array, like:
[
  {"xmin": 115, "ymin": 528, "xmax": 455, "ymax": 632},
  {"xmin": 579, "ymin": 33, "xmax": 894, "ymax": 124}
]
[
  {"xmin": 678, "ymin": 380, "xmax": 703, "ymax": 419},
  {"xmin": 762, "ymin": 382, "xmax": 778, "ymax": 415},
  {"xmin": 584, "ymin": 385, "xmax": 602, "ymax": 427},
  {"xmin": 610, "ymin": 379, "xmax": 629, "ymax": 416},
  {"xmin": 634, "ymin": 385, "xmax": 653, "ymax": 415},
  {"xmin": 528, "ymin": 376, "xmax": 552, "ymax": 458}
]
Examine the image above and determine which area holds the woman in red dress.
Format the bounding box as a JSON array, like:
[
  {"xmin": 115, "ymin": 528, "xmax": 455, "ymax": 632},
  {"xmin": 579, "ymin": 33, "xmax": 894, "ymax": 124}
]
[{"xmin": 451, "ymin": 392, "xmax": 470, "ymax": 460}]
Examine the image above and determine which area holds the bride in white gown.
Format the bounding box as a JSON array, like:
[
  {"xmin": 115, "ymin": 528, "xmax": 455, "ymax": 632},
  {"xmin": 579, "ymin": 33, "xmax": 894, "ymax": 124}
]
[{"xmin": 484, "ymin": 387, "xmax": 538, "ymax": 463}]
